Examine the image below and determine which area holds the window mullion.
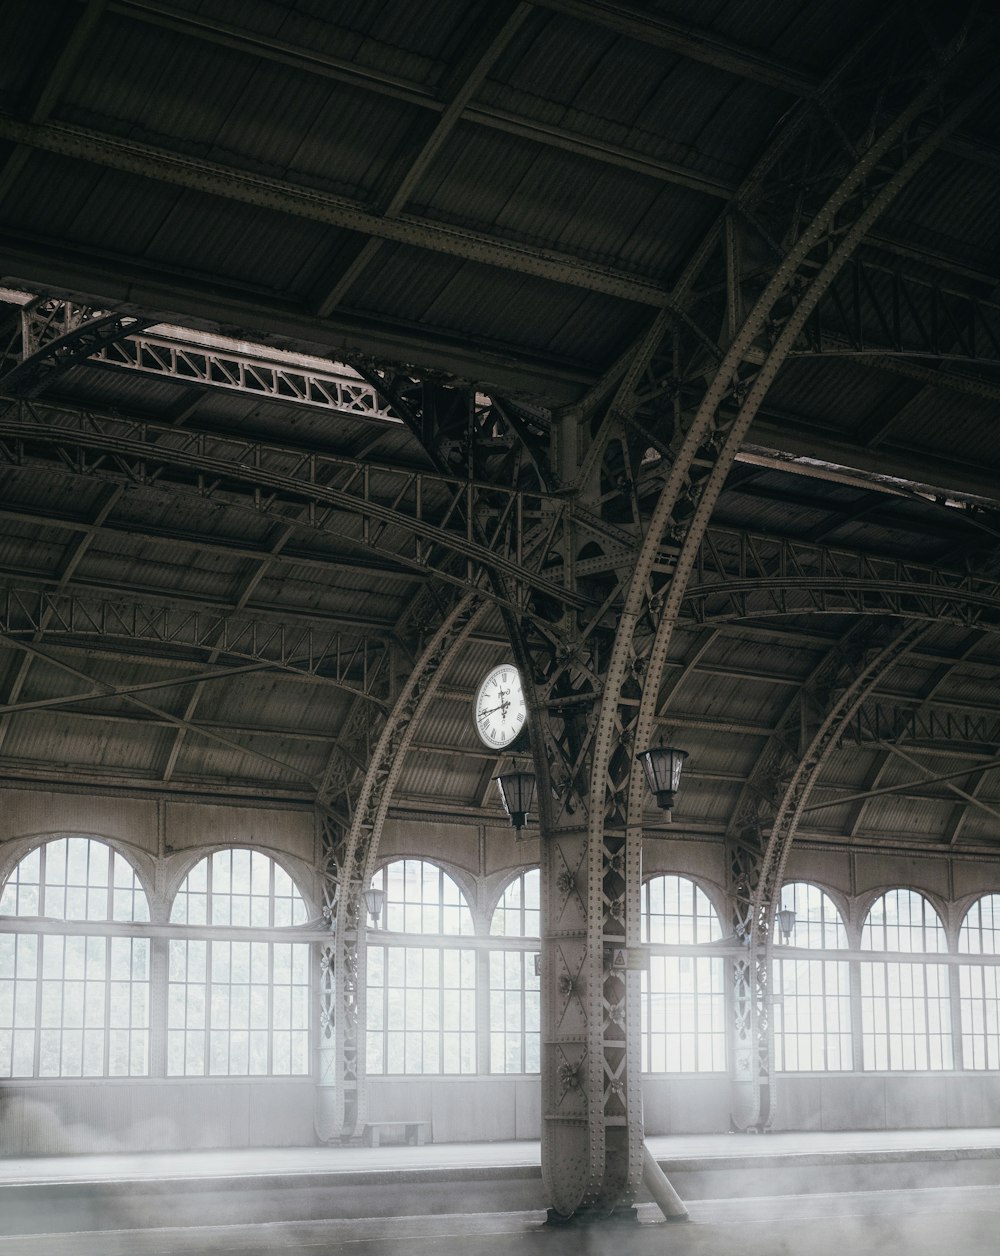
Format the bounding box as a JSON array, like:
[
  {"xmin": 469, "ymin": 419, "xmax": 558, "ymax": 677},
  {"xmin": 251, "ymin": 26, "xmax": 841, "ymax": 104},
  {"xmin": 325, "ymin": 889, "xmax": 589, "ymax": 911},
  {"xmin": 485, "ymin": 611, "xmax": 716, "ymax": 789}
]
[
  {"xmin": 476, "ymin": 947, "xmax": 490, "ymax": 1075},
  {"xmin": 850, "ymin": 958, "xmax": 864, "ymax": 1071},
  {"xmin": 948, "ymin": 960, "xmax": 964, "ymax": 1071},
  {"xmin": 32, "ymin": 937, "xmax": 43, "ymax": 1077},
  {"xmin": 268, "ymin": 942, "xmax": 274, "ymax": 1075},
  {"xmin": 150, "ymin": 936, "xmax": 168, "ymax": 1077},
  {"xmin": 103, "ymin": 933, "xmax": 111, "ymax": 1077}
]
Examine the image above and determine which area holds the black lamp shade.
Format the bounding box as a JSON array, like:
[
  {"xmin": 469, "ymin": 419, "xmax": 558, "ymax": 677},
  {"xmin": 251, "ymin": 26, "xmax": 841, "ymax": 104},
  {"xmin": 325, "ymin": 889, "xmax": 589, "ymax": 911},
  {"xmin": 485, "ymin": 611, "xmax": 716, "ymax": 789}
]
[
  {"xmin": 496, "ymin": 771, "xmax": 536, "ymax": 830},
  {"xmin": 636, "ymin": 746, "xmax": 688, "ymax": 811},
  {"xmin": 363, "ymin": 887, "xmax": 385, "ymax": 925}
]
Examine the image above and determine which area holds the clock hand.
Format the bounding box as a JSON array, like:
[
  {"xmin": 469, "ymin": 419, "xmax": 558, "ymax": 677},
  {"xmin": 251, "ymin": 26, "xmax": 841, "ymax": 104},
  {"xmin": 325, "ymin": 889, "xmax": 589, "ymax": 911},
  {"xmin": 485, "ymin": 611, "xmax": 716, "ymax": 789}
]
[{"xmin": 479, "ymin": 699, "xmax": 511, "ymax": 717}]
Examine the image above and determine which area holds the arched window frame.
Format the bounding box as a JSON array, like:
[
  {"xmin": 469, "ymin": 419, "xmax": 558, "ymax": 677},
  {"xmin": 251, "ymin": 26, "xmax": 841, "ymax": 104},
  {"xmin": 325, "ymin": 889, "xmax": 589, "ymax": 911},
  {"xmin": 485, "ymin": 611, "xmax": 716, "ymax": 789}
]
[
  {"xmin": 166, "ymin": 846, "xmax": 312, "ymax": 1078},
  {"xmin": 0, "ymin": 835, "xmax": 151, "ymax": 1079},
  {"xmin": 859, "ymin": 887, "xmax": 952, "ymax": 1072},
  {"xmin": 958, "ymin": 894, "xmax": 1000, "ymax": 1070},
  {"xmin": 366, "ymin": 858, "xmax": 477, "ymax": 1076},
  {"xmin": 640, "ymin": 873, "xmax": 727, "ymax": 1074},
  {"xmin": 488, "ymin": 868, "xmax": 540, "ymax": 1074},
  {"xmin": 773, "ymin": 882, "xmax": 852, "ymax": 1072}
]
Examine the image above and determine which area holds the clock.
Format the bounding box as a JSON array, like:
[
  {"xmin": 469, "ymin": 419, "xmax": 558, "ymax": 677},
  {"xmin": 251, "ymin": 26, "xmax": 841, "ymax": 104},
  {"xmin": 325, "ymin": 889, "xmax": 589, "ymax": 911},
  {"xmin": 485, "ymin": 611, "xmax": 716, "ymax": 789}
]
[{"xmin": 474, "ymin": 664, "xmax": 527, "ymax": 749}]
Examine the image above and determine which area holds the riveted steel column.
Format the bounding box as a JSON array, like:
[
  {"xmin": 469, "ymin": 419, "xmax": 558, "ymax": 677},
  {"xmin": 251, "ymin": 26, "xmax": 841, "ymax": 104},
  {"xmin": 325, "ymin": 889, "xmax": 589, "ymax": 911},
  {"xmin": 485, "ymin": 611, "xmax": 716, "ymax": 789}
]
[
  {"xmin": 316, "ymin": 594, "xmax": 485, "ymax": 1141},
  {"xmin": 536, "ymin": 18, "xmax": 1000, "ymax": 1183}
]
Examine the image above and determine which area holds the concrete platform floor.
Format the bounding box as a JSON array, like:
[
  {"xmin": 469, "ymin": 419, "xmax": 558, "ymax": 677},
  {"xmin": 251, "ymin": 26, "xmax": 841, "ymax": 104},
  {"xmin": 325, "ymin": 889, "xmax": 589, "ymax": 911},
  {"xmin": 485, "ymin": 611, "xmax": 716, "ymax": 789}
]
[
  {"xmin": 1, "ymin": 1184, "xmax": 1000, "ymax": 1256},
  {"xmin": 4, "ymin": 1126, "xmax": 1000, "ymax": 1184},
  {"xmin": 4, "ymin": 1132, "xmax": 1000, "ymax": 1255}
]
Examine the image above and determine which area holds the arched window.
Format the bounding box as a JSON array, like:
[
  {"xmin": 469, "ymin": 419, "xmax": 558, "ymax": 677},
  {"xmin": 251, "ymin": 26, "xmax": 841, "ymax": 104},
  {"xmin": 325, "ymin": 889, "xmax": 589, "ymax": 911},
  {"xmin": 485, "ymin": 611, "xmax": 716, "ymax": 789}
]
[
  {"xmin": 958, "ymin": 895, "xmax": 1000, "ymax": 1069},
  {"xmin": 860, "ymin": 889, "xmax": 951, "ymax": 1070},
  {"xmin": 773, "ymin": 882, "xmax": 851, "ymax": 1071},
  {"xmin": 366, "ymin": 859, "xmax": 476, "ymax": 1074},
  {"xmin": 489, "ymin": 869, "xmax": 540, "ymax": 1073},
  {"xmin": 167, "ymin": 849, "xmax": 310, "ymax": 1076},
  {"xmin": 640, "ymin": 875, "xmax": 726, "ymax": 1072},
  {"xmin": 0, "ymin": 838, "xmax": 149, "ymax": 1077}
]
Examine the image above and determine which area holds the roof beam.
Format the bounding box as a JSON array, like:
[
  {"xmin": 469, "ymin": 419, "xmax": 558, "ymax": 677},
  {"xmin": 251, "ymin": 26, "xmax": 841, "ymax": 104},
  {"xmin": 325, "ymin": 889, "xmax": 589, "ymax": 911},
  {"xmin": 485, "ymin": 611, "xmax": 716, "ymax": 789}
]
[
  {"xmin": 746, "ymin": 413, "xmax": 1000, "ymax": 508},
  {"xmin": 535, "ymin": 0, "xmax": 815, "ymax": 94},
  {"xmin": 5, "ymin": 703, "xmax": 338, "ymax": 744},
  {"xmin": 801, "ymin": 753, "xmax": 1000, "ymax": 813},
  {"xmin": 0, "ymin": 758, "xmax": 315, "ymax": 804},
  {"xmin": 0, "ymin": 396, "xmax": 596, "ymax": 614},
  {"xmin": 104, "ymin": 0, "xmax": 1000, "ymax": 220},
  {"xmin": 0, "ymin": 631, "xmax": 320, "ymax": 784},
  {"xmin": 316, "ymin": 1, "xmax": 533, "ymax": 317},
  {"xmin": 0, "ymin": 0, "xmax": 109, "ymax": 203},
  {"xmin": 0, "ymin": 485, "xmax": 122, "ymax": 760},
  {"xmin": 944, "ymin": 766, "xmax": 990, "ymax": 845},
  {"xmin": 878, "ymin": 741, "xmax": 1000, "ymax": 826},
  {"xmin": 0, "ymin": 232, "xmax": 593, "ymax": 403},
  {"xmin": 0, "ymin": 571, "xmax": 398, "ymax": 638},
  {"xmin": 105, "ymin": 0, "xmax": 748, "ymax": 202},
  {"xmin": 0, "ymin": 116, "xmax": 673, "ymax": 308}
]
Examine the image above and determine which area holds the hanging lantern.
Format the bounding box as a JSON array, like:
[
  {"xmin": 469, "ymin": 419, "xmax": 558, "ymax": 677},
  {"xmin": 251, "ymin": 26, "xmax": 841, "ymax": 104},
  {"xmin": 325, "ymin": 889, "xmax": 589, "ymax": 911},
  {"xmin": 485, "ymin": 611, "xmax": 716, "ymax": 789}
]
[
  {"xmin": 495, "ymin": 770, "xmax": 536, "ymax": 832},
  {"xmin": 776, "ymin": 908, "xmax": 796, "ymax": 942},
  {"xmin": 635, "ymin": 746, "xmax": 689, "ymax": 819},
  {"xmin": 363, "ymin": 886, "xmax": 386, "ymax": 928}
]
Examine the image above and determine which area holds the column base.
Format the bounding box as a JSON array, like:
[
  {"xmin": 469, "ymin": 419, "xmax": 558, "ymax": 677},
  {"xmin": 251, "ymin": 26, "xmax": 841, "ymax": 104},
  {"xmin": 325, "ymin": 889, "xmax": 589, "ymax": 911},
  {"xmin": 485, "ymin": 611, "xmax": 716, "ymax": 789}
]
[{"xmin": 545, "ymin": 1206, "xmax": 640, "ymax": 1227}]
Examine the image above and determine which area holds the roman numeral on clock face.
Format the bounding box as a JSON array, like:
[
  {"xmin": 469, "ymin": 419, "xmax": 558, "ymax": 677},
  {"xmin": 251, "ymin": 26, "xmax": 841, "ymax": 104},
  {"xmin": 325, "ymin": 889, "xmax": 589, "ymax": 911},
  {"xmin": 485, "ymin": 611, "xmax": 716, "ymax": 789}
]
[{"xmin": 473, "ymin": 664, "xmax": 526, "ymax": 748}]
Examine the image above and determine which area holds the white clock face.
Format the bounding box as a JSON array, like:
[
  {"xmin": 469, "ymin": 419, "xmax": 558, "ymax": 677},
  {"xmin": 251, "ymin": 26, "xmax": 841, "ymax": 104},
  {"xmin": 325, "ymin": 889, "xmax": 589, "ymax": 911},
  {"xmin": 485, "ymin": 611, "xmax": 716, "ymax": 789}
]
[{"xmin": 474, "ymin": 664, "xmax": 526, "ymax": 749}]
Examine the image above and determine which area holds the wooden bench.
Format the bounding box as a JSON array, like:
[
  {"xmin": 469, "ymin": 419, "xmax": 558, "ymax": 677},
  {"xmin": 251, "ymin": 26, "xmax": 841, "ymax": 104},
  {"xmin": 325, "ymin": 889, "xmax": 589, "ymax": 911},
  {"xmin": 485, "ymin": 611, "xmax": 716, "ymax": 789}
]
[{"xmin": 362, "ymin": 1120, "xmax": 431, "ymax": 1147}]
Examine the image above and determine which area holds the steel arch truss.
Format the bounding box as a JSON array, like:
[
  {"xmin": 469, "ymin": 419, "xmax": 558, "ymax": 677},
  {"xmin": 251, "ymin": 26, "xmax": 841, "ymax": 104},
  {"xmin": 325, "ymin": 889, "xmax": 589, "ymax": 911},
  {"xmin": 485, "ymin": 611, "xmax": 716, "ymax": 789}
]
[
  {"xmin": 316, "ymin": 591, "xmax": 484, "ymax": 1141},
  {"xmin": 0, "ymin": 297, "xmax": 150, "ymax": 397},
  {"xmin": 724, "ymin": 618, "xmax": 928, "ymax": 1131},
  {"xmin": 0, "ymin": 396, "xmax": 598, "ymax": 617},
  {"xmin": 526, "ymin": 15, "xmax": 1000, "ymax": 1217},
  {"xmin": 0, "ymin": 583, "xmax": 394, "ymax": 700},
  {"xmin": 796, "ymin": 256, "xmax": 1000, "ymax": 369},
  {"xmin": 683, "ymin": 527, "xmax": 1000, "ymax": 630}
]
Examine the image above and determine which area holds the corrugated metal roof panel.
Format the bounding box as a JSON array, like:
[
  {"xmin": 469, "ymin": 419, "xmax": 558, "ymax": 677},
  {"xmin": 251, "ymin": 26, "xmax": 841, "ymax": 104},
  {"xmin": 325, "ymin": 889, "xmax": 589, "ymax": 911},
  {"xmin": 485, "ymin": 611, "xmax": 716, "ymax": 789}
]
[
  {"xmin": 414, "ymin": 122, "xmax": 713, "ymax": 279},
  {"xmin": 693, "ymin": 0, "xmax": 875, "ymax": 71},
  {"xmin": 858, "ymin": 791, "xmax": 955, "ymax": 841},
  {"xmin": 347, "ymin": 240, "xmax": 646, "ymax": 363},
  {"xmin": 2, "ymin": 155, "xmax": 350, "ymax": 299},
  {"xmin": 667, "ymin": 670, "xmax": 790, "ymax": 728},
  {"xmin": 885, "ymin": 150, "xmax": 1000, "ymax": 274},
  {"xmin": 2, "ymin": 710, "xmax": 172, "ymax": 773},
  {"xmin": 396, "ymin": 745, "xmax": 494, "ymax": 808},
  {"xmin": 0, "ymin": 1, "xmax": 64, "ymax": 104},
  {"xmin": 697, "ymin": 631, "xmax": 821, "ymax": 681},
  {"xmin": 763, "ymin": 357, "xmax": 896, "ymax": 435}
]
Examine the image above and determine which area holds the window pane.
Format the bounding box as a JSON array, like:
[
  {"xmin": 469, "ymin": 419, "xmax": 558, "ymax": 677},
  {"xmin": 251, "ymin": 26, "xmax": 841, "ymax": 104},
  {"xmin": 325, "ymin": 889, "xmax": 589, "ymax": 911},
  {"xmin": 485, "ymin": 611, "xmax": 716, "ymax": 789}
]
[
  {"xmin": 642, "ymin": 875, "xmax": 721, "ymax": 946},
  {"xmin": 488, "ymin": 948, "xmax": 540, "ymax": 1073},
  {"xmin": 490, "ymin": 870, "xmax": 540, "ymax": 938},
  {"xmin": 860, "ymin": 961, "xmax": 952, "ymax": 1070},
  {"xmin": 639, "ymin": 877, "xmax": 726, "ymax": 1073},
  {"xmin": 372, "ymin": 860, "xmax": 474, "ymax": 935},
  {"xmin": 167, "ymin": 852, "xmax": 310, "ymax": 1078},
  {"xmin": 171, "ymin": 849, "xmax": 307, "ymax": 930},
  {"xmin": 4, "ymin": 839, "xmax": 148, "ymax": 924},
  {"xmin": 367, "ymin": 944, "xmax": 475, "ymax": 1075},
  {"xmin": 862, "ymin": 890, "xmax": 946, "ymax": 954}
]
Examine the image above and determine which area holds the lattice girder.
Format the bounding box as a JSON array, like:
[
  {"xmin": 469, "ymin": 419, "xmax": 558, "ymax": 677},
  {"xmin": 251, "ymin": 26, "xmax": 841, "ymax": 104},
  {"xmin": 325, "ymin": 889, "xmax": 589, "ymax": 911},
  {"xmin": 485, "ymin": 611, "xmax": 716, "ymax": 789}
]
[{"xmin": 530, "ymin": 16, "xmax": 1000, "ymax": 1213}]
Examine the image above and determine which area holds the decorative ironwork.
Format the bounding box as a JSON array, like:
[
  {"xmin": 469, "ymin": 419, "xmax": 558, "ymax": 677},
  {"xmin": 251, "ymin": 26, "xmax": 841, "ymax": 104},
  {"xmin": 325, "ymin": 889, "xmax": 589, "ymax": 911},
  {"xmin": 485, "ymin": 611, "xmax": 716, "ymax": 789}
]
[
  {"xmin": 0, "ymin": 396, "xmax": 594, "ymax": 617},
  {"xmin": 725, "ymin": 620, "xmax": 930, "ymax": 1130},
  {"xmin": 685, "ymin": 528, "xmax": 1000, "ymax": 630},
  {"xmin": 796, "ymin": 257, "xmax": 1000, "ymax": 368},
  {"xmin": 0, "ymin": 298, "xmax": 150, "ymax": 397},
  {"xmin": 0, "ymin": 583, "xmax": 393, "ymax": 696},
  {"xmin": 94, "ymin": 330, "xmax": 402, "ymax": 423},
  {"xmin": 529, "ymin": 17, "xmax": 1000, "ymax": 1212}
]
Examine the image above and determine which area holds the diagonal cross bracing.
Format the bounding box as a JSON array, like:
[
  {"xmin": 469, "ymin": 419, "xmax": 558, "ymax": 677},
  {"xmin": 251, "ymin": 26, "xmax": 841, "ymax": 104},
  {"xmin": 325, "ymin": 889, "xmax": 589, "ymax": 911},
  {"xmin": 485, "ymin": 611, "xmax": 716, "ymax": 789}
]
[{"xmin": 0, "ymin": 396, "xmax": 595, "ymax": 613}]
